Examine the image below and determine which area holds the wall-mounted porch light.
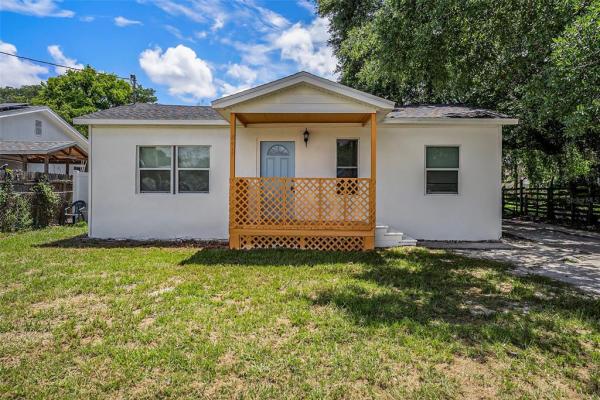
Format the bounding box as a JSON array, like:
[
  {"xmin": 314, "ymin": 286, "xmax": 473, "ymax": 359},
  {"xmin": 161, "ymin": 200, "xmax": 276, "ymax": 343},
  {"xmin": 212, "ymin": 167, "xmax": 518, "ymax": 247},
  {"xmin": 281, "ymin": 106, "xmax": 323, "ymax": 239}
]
[{"xmin": 303, "ymin": 129, "xmax": 310, "ymax": 147}]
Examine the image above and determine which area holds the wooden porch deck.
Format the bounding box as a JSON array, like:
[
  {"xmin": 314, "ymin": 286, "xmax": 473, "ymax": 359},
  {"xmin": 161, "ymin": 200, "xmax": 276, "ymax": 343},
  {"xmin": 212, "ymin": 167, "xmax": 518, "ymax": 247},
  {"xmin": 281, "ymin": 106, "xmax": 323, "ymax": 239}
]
[
  {"xmin": 229, "ymin": 177, "xmax": 375, "ymax": 250},
  {"xmin": 228, "ymin": 112, "xmax": 377, "ymax": 251}
]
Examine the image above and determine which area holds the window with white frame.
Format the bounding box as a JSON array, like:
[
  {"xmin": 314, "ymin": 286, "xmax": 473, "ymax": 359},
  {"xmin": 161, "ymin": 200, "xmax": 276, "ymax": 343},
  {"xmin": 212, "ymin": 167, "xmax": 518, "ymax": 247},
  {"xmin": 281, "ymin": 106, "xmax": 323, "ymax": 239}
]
[
  {"xmin": 137, "ymin": 145, "xmax": 210, "ymax": 194},
  {"xmin": 177, "ymin": 146, "xmax": 210, "ymax": 193},
  {"xmin": 138, "ymin": 146, "xmax": 172, "ymax": 193},
  {"xmin": 336, "ymin": 139, "xmax": 358, "ymax": 178},
  {"xmin": 35, "ymin": 120, "xmax": 42, "ymax": 136},
  {"xmin": 425, "ymin": 146, "xmax": 459, "ymax": 194}
]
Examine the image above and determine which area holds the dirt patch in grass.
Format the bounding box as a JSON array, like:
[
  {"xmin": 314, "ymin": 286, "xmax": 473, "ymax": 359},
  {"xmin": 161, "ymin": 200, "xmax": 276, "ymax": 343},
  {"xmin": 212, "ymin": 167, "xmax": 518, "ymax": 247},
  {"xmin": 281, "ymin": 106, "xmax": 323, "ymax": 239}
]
[
  {"xmin": 31, "ymin": 293, "xmax": 108, "ymax": 316},
  {"xmin": 436, "ymin": 356, "xmax": 501, "ymax": 399}
]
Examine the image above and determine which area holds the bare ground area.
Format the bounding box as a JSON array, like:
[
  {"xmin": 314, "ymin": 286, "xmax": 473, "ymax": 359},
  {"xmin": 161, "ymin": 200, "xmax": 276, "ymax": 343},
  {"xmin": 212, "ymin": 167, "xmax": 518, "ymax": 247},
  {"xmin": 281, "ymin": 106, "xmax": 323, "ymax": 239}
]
[{"xmin": 450, "ymin": 219, "xmax": 600, "ymax": 297}]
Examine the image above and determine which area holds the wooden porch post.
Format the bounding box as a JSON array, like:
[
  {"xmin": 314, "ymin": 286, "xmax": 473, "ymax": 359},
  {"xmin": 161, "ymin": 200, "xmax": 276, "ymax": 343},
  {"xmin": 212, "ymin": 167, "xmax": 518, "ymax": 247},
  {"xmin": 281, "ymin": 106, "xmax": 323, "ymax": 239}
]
[
  {"xmin": 364, "ymin": 112, "xmax": 377, "ymax": 250},
  {"xmin": 43, "ymin": 155, "xmax": 49, "ymax": 174},
  {"xmin": 229, "ymin": 112, "xmax": 240, "ymax": 249}
]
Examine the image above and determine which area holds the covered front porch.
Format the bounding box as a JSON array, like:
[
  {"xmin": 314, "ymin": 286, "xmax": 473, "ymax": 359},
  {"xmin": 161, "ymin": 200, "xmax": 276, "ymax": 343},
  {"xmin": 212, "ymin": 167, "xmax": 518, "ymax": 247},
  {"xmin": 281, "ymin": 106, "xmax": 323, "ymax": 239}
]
[{"xmin": 228, "ymin": 112, "xmax": 378, "ymax": 250}]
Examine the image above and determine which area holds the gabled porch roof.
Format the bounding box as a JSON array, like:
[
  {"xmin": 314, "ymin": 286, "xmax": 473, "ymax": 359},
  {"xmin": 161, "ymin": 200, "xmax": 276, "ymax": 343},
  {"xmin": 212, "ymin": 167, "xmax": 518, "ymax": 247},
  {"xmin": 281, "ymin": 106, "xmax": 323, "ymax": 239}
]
[{"xmin": 212, "ymin": 71, "xmax": 394, "ymax": 124}]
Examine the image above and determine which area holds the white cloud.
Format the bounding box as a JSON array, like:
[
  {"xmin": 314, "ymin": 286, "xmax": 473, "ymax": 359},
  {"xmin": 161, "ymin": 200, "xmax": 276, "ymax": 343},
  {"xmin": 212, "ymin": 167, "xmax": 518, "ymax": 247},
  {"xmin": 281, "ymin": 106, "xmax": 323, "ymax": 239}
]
[
  {"xmin": 229, "ymin": 16, "xmax": 337, "ymax": 79},
  {"xmin": 80, "ymin": 16, "xmax": 95, "ymax": 22},
  {"xmin": 145, "ymin": 0, "xmax": 227, "ymax": 32},
  {"xmin": 256, "ymin": 6, "xmax": 290, "ymax": 29},
  {"xmin": 211, "ymin": 17, "xmax": 224, "ymax": 31},
  {"xmin": 47, "ymin": 45, "xmax": 84, "ymax": 74},
  {"xmin": 114, "ymin": 16, "xmax": 142, "ymax": 27},
  {"xmin": 219, "ymin": 63, "xmax": 258, "ymax": 96},
  {"xmin": 145, "ymin": 0, "xmax": 206, "ymax": 23},
  {"xmin": 139, "ymin": 45, "xmax": 216, "ymax": 101},
  {"xmin": 272, "ymin": 17, "xmax": 337, "ymax": 78},
  {"xmin": 165, "ymin": 25, "xmax": 195, "ymax": 42},
  {"xmin": 226, "ymin": 64, "xmax": 257, "ymax": 84},
  {"xmin": 297, "ymin": 0, "xmax": 316, "ymax": 13},
  {"xmin": 195, "ymin": 31, "xmax": 208, "ymax": 39},
  {"xmin": 220, "ymin": 82, "xmax": 253, "ymax": 96},
  {"xmin": 0, "ymin": 41, "xmax": 48, "ymax": 87},
  {"xmin": 0, "ymin": 0, "xmax": 74, "ymax": 17}
]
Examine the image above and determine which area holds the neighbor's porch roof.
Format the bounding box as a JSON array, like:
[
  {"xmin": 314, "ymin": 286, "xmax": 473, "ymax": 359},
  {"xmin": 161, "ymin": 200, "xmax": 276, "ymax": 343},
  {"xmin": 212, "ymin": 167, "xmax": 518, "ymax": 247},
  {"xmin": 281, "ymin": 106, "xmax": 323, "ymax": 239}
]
[{"xmin": 0, "ymin": 140, "xmax": 87, "ymax": 163}]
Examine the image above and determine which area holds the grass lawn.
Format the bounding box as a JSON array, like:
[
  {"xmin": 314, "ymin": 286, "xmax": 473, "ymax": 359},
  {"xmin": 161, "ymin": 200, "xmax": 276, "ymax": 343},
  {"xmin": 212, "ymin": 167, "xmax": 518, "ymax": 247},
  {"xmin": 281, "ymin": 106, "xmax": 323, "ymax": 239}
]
[{"xmin": 1, "ymin": 226, "xmax": 599, "ymax": 399}]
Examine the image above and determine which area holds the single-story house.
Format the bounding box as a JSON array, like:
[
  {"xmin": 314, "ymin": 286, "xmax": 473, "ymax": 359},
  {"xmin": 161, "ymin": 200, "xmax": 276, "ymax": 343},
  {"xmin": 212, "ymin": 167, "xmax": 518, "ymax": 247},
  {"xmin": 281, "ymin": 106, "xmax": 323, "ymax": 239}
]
[
  {"xmin": 74, "ymin": 72, "xmax": 517, "ymax": 250},
  {"xmin": 0, "ymin": 103, "xmax": 88, "ymax": 174}
]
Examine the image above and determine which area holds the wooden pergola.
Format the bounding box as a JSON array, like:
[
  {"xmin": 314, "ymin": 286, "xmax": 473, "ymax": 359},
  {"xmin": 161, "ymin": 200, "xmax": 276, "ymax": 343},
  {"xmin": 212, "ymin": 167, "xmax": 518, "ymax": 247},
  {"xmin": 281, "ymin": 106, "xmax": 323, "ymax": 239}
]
[
  {"xmin": 0, "ymin": 141, "xmax": 87, "ymax": 174},
  {"xmin": 228, "ymin": 112, "xmax": 377, "ymax": 251}
]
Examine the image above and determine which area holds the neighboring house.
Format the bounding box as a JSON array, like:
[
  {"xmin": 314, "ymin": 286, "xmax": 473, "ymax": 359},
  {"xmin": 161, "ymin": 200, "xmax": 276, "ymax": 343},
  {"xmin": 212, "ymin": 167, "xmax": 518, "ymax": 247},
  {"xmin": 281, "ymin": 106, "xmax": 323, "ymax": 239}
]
[
  {"xmin": 0, "ymin": 103, "xmax": 88, "ymax": 175},
  {"xmin": 74, "ymin": 72, "xmax": 517, "ymax": 249}
]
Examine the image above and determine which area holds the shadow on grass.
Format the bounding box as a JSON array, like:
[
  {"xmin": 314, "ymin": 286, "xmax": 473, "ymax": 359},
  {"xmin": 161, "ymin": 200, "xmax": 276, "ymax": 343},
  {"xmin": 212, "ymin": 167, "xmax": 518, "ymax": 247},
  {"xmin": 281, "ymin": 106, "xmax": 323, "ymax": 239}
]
[
  {"xmin": 307, "ymin": 248, "xmax": 600, "ymax": 358},
  {"xmin": 37, "ymin": 234, "xmax": 229, "ymax": 249},
  {"xmin": 180, "ymin": 247, "xmax": 386, "ymax": 267}
]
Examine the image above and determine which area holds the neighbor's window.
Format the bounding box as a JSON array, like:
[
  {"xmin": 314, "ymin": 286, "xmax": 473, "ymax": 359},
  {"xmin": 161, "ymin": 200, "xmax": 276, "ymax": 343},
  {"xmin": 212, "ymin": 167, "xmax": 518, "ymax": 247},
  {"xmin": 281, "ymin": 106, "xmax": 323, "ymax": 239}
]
[
  {"xmin": 177, "ymin": 146, "xmax": 210, "ymax": 193},
  {"xmin": 336, "ymin": 139, "xmax": 358, "ymax": 178},
  {"xmin": 425, "ymin": 146, "xmax": 459, "ymax": 194},
  {"xmin": 35, "ymin": 120, "xmax": 42, "ymax": 136},
  {"xmin": 138, "ymin": 146, "xmax": 172, "ymax": 193}
]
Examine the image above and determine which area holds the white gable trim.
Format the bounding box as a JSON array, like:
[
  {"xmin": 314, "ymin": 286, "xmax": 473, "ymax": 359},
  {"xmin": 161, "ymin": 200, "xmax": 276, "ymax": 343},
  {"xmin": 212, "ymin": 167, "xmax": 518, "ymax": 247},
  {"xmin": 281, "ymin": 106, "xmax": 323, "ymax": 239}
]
[
  {"xmin": 1, "ymin": 107, "xmax": 89, "ymax": 152},
  {"xmin": 212, "ymin": 71, "xmax": 396, "ymax": 110}
]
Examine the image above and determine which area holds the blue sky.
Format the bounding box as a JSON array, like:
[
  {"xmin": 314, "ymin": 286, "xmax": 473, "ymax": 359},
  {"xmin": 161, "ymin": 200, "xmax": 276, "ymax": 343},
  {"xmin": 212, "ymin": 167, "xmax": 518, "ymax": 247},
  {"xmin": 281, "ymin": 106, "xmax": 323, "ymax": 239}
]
[{"xmin": 0, "ymin": 0, "xmax": 337, "ymax": 104}]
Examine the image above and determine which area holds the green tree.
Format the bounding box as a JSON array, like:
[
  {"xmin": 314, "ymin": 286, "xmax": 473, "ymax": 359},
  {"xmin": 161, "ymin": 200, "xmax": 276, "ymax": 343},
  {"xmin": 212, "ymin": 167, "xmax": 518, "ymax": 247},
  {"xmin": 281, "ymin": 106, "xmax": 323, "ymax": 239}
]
[
  {"xmin": 0, "ymin": 171, "xmax": 32, "ymax": 232},
  {"xmin": 32, "ymin": 66, "xmax": 157, "ymax": 136},
  {"xmin": 30, "ymin": 176, "xmax": 59, "ymax": 228},
  {"xmin": 319, "ymin": 0, "xmax": 598, "ymax": 184},
  {"xmin": 0, "ymin": 85, "xmax": 42, "ymax": 103}
]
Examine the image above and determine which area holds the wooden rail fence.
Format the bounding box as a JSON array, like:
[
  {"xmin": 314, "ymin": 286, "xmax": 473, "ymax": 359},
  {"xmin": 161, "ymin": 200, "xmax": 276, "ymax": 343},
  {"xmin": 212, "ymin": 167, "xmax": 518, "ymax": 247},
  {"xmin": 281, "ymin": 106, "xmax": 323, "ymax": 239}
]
[{"xmin": 503, "ymin": 183, "xmax": 600, "ymax": 231}]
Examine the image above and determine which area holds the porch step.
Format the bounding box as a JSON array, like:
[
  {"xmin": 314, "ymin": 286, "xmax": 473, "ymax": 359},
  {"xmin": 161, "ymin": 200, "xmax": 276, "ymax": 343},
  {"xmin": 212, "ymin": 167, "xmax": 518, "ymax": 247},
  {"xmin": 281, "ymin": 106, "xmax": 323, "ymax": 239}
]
[{"xmin": 375, "ymin": 224, "xmax": 417, "ymax": 248}]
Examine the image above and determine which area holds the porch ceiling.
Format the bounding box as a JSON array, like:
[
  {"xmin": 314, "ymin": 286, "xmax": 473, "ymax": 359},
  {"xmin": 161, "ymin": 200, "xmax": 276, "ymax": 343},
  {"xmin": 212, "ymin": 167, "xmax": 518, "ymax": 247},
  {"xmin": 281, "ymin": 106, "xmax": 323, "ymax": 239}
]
[{"xmin": 235, "ymin": 112, "xmax": 372, "ymax": 125}]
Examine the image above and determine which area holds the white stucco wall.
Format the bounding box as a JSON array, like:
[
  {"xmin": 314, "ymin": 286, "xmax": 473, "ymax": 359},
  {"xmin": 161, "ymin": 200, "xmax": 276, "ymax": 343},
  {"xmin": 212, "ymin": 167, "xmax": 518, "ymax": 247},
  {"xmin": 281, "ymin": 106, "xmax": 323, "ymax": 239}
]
[
  {"xmin": 236, "ymin": 124, "xmax": 371, "ymax": 178},
  {"xmin": 89, "ymin": 126, "xmax": 229, "ymax": 240},
  {"xmin": 89, "ymin": 122, "xmax": 502, "ymax": 241},
  {"xmin": 378, "ymin": 124, "xmax": 503, "ymax": 240}
]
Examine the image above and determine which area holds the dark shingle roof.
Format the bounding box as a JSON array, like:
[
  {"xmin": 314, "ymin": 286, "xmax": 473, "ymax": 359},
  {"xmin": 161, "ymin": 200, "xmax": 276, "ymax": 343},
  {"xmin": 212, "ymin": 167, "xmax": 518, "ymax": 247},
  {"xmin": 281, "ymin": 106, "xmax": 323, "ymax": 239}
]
[
  {"xmin": 0, "ymin": 140, "xmax": 76, "ymax": 154},
  {"xmin": 0, "ymin": 105, "xmax": 48, "ymax": 117},
  {"xmin": 386, "ymin": 105, "xmax": 510, "ymax": 119},
  {"xmin": 77, "ymin": 103, "xmax": 224, "ymax": 120}
]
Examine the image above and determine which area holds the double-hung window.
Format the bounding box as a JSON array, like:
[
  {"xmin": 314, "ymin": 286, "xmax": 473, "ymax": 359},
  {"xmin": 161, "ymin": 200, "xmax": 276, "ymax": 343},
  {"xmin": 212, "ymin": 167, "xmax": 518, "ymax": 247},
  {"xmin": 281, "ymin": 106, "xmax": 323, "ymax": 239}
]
[
  {"xmin": 425, "ymin": 146, "xmax": 459, "ymax": 194},
  {"xmin": 138, "ymin": 146, "xmax": 172, "ymax": 193},
  {"xmin": 177, "ymin": 146, "xmax": 210, "ymax": 193},
  {"xmin": 137, "ymin": 145, "xmax": 210, "ymax": 194},
  {"xmin": 336, "ymin": 139, "xmax": 358, "ymax": 178}
]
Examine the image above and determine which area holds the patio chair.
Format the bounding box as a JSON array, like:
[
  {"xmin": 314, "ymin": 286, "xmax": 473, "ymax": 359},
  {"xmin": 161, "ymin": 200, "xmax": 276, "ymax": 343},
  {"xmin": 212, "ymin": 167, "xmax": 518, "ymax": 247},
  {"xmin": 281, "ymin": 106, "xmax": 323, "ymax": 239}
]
[{"xmin": 64, "ymin": 200, "xmax": 87, "ymax": 224}]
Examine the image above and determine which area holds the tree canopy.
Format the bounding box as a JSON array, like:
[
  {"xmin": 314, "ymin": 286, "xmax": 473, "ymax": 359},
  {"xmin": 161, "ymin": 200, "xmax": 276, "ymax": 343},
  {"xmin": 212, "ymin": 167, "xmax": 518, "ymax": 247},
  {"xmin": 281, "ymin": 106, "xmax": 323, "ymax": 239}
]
[
  {"xmin": 319, "ymin": 0, "xmax": 599, "ymax": 184},
  {"xmin": 33, "ymin": 67, "xmax": 157, "ymax": 136},
  {"xmin": 0, "ymin": 85, "xmax": 42, "ymax": 104},
  {"xmin": 1, "ymin": 67, "xmax": 157, "ymax": 137}
]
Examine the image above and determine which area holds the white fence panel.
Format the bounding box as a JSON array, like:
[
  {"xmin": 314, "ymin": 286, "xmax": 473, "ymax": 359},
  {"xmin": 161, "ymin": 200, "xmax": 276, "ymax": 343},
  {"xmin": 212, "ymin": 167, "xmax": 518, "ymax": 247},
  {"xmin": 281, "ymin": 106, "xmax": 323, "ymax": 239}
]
[{"xmin": 73, "ymin": 171, "xmax": 89, "ymax": 205}]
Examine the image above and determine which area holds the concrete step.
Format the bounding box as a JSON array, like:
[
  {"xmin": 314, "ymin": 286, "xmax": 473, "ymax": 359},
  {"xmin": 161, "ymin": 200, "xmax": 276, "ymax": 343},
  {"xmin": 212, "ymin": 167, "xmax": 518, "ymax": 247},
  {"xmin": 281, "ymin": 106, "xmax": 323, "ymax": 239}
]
[{"xmin": 375, "ymin": 223, "xmax": 417, "ymax": 247}]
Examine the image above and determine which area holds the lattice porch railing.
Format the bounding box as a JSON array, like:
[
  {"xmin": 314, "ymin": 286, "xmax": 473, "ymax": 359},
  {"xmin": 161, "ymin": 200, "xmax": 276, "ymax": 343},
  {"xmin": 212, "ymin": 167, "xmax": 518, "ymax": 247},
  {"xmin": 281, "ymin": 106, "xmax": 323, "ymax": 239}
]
[{"xmin": 230, "ymin": 177, "xmax": 375, "ymax": 230}]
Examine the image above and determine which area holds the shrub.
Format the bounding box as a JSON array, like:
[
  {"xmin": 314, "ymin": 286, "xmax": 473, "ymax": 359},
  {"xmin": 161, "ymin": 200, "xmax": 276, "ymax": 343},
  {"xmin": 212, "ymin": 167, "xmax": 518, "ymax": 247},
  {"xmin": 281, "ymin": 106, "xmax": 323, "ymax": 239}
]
[
  {"xmin": 31, "ymin": 176, "xmax": 60, "ymax": 228},
  {"xmin": 0, "ymin": 170, "xmax": 32, "ymax": 232}
]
